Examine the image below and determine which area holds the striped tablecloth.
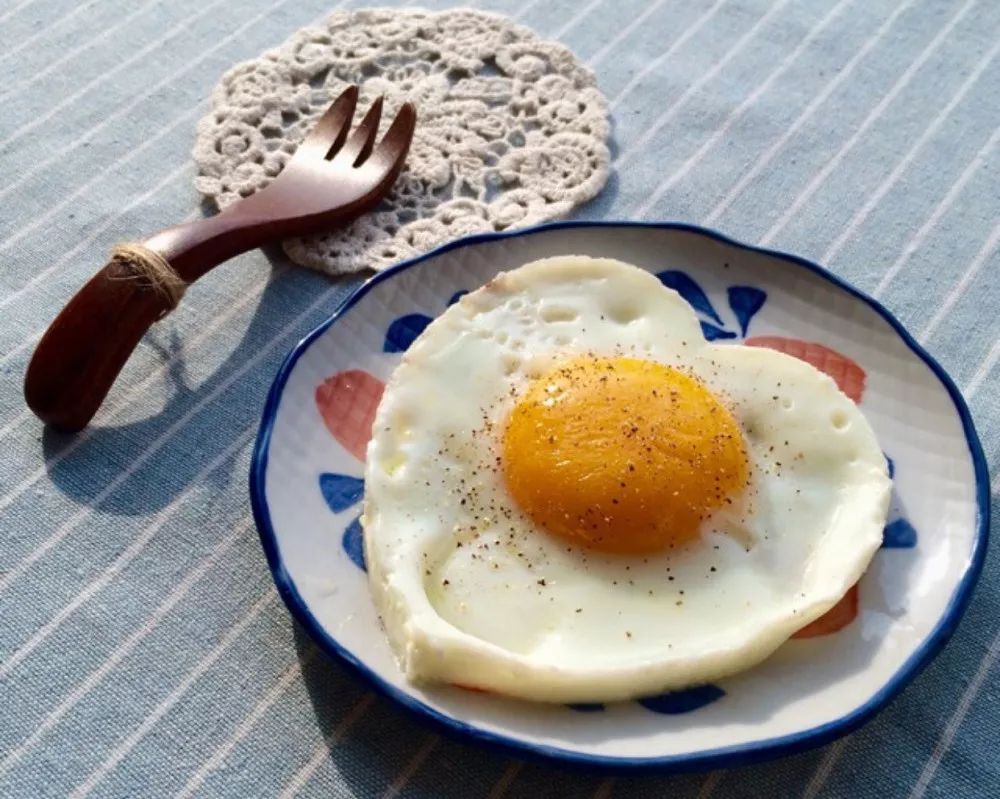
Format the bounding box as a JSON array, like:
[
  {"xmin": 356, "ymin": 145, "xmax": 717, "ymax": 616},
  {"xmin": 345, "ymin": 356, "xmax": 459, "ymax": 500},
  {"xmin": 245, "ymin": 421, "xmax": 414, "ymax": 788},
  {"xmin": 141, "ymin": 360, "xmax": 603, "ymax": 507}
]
[{"xmin": 2, "ymin": 0, "xmax": 997, "ymax": 796}]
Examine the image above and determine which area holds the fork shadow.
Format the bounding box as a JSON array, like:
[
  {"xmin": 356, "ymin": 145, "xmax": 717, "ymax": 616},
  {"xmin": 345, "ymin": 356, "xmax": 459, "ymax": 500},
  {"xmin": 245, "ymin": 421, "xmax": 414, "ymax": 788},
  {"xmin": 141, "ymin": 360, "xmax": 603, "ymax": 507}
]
[{"xmin": 40, "ymin": 242, "xmax": 350, "ymax": 516}]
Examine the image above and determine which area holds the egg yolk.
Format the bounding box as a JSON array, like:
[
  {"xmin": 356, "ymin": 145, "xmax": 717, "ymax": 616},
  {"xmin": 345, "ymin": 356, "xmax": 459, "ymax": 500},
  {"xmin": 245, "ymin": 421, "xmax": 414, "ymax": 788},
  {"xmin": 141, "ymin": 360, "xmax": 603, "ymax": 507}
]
[{"xmin": 502, "ymin": 356, "xmax": 748, "ymax": 553}]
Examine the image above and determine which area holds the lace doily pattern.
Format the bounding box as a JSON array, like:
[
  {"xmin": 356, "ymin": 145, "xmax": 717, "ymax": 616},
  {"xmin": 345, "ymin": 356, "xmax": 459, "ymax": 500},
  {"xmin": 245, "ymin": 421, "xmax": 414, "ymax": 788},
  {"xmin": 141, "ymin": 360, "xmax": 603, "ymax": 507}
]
[{"xmin": 192, "ymin": 8, "xmax": 611, "ymax": 275}]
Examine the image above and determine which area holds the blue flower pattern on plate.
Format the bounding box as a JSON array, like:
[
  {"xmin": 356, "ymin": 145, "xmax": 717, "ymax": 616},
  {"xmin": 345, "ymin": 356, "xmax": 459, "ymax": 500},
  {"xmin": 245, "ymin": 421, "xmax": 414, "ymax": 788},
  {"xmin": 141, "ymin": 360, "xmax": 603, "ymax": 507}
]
[
  {"xmin": 383, "ymin": 291, "xmax": 469, "ymax": 353},
  {"xmin": 638, "ymin": 685, "xmax": 727, "ymax": 714},
  {"xmin": 882, "ymin": 518, "xmax": 918, "ymax": 548},
  {"xmin": 384, "ymin": 313, "xmax": 433, "ymax": 353},
  {"xmin": 342, "ymin": 516, "xmax": 366, "ymax": 571},
  {"xmin": 319, "ymin": 473, "xmax": 364, "ymax": 512},
  {"xmin": 879, "ymin": 454, "xmax": 916, "ymax": 549},
  {"xmin": 727, "ymin": 286, "xmax": 767, "ymax": 336},
  {"xmin": 568, "ymin": 683, "xmax": 727, "ymax": 714},
  {"xmin": 656, "ymin": 271, "xmax": 725, "ymax": 324},
  {"xmin": 699, "ymin": 320, "xmax": 737, "ymax": 341},
  {"xmin": 319, "ymin": 473, "xmax": 367, "ymax": 570},
  {"xmin": 656, "ymin": 270, "xmax": 766, "ymax": 340}
]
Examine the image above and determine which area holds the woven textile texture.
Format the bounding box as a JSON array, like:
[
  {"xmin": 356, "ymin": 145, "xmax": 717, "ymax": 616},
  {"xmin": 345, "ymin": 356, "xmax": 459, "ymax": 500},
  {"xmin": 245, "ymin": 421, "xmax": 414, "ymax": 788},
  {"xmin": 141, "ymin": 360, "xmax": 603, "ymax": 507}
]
[{"xmin": 1, "ymin": 0, "xmax": 997, "ymax": 797}]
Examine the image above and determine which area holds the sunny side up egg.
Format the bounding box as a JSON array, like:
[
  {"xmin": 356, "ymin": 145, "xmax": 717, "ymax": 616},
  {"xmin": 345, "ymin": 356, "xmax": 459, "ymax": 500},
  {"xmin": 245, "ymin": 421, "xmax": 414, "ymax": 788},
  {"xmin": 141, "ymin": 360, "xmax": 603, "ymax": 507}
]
[{"xmin": 362, "ymin": 256, "xmax": 890, "ymax": 703}]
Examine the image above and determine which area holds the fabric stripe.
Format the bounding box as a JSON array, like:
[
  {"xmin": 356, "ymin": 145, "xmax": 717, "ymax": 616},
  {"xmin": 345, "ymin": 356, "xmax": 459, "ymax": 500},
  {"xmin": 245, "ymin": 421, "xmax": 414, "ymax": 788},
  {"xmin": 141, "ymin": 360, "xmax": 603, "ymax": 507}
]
[
  {"xmin": 616, "ymin": 0, "xmax": 790, "ymax": 169},
  {"xmin": 511, "ymin": 0, "xmax": 542, "ymax": 22},
  {"xmin": 908, "ymin": 600, "xmax": 1000, "ymax": 797},
  {"xmin": 0, "ymin": 0, "xmax": 45, "ymax": 25},
  {"xmin": 1, "ymin": 13, "xmax": 346, "ymax": 790},
  {"xmin": 550, "ymin": 0, "xmax": 604, "ymax": 41},
  {"xmin": 874, "ymin": 127, "xmax": 1000, "ymax": 297},
  {"xmin": 382, "ymin": 735, "xmax": 440, "ymax": 799},
  {"xmin": 634, "ymin": 0, "xmax": 853, "ymax": 219},
  {"xmin": 821, "ymin": 39, "xmax": 999, "ymax": 265},
  {"xmin": 758, "ymin": 0, "xmax": 978, "ymax": 246},
  {"xmin": 277, "ymin": 694, "xmax": 376, "ymax": 799},
  {"xmin": 802, "ymin": 742, "xmax": 845, "ymax": 799},
  {"xmin": 0, "ymin": 0, "xmax": 227, "ymax": 156},
  {"xmin": 0, "ymin": 0, "xmax": 162, "ymax": 103},
  {"xmin": 702, "ymin": 0, "xmax": 916, "ymax": 226},
  {"xmin": 0, "ymin": 429, "xmax": 253, "ymax": 679},
  {"xmin": 696, "ymin": 772, "xmax": 723, "ymax": 798},
  {"xmin": 0, "ymin": 332, "xmax": 39, "ymax": 368},
  {"xmin": 609, "ymin": 0, "xmax": 729, "ymax": 109},
  {"xmin": 175, "ymin": 652, "xmax": 316, "ymax": 799},
  {"xmin": 965, "ymin": 340, "xmax": 1000, "ymax": 398},
  {"xmin": 486, "ymin": 761, "xmax": 524, "ymax": 799},
  {"xmin": 918, "ymin": 220, "xmax": 1000, "ymax": 343},
  {"xmin": 0, "ymin": 0, "xmax": 98, "ymax": 66},
  {"xmin": 67, "ymin": 589, "xmax": 279, "ymax": 799},
  {"xmin": 586, "ymin": 0, "xmax": 669, "ymax": 68},
  {"xmin": 0, "ymin": 521, "xmax": 247, "ymax": 777},
  {"xmin": 0, "ymin": 0, "xmax": 312, "ymax": 251}
]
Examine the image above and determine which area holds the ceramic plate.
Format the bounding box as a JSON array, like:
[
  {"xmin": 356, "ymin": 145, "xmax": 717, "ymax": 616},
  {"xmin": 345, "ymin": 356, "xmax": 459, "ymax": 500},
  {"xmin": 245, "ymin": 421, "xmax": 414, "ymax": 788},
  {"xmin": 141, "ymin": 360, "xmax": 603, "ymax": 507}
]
[{"xmin": 250, "ymin": 222, "xmax": 988, "ymax": 771}]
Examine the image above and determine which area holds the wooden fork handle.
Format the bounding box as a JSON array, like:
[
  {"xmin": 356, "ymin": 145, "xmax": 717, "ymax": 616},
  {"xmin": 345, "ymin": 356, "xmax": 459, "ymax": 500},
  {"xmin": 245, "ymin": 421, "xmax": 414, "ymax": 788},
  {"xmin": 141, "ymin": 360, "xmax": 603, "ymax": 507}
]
[
  {"xmin": 24, "ymin": 251, "xmax": 179, "ymax": 432},
  {"xmin": 23, "ymin": 211, "xmax": 261, "ymax": 432}
]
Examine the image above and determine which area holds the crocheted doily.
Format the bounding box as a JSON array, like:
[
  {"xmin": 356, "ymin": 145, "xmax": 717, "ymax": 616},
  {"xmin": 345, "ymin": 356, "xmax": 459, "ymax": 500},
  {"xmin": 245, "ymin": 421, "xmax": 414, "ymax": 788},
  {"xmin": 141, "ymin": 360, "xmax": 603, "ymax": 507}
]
[{"xmin": 192, "ymin": 7, "xmax": 611, "ymax": 275}]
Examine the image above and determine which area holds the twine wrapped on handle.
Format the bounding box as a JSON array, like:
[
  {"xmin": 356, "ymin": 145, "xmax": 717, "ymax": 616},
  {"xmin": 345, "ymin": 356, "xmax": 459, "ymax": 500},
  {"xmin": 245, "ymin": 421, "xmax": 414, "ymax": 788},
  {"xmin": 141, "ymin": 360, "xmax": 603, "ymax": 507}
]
[{"xmin": 109, "ymin": 243, "xmax": 187, "ymax": 316}]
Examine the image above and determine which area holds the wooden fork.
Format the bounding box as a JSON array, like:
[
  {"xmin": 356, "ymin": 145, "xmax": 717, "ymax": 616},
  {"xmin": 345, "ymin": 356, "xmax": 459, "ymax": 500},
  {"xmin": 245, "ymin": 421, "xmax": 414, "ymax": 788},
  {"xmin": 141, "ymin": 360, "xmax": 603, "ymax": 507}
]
[{"xmin": 24, "ymin": 86, "xmax": 415, "ymax": 432}]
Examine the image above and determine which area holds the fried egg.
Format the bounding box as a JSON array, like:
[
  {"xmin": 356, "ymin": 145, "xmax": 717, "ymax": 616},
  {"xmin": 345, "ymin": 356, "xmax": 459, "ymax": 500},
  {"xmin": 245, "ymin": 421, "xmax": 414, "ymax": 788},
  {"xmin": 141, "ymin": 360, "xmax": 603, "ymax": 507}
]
[{"xmin": 362, "ymin": 256, "xmax": 890, "ymax": 703}]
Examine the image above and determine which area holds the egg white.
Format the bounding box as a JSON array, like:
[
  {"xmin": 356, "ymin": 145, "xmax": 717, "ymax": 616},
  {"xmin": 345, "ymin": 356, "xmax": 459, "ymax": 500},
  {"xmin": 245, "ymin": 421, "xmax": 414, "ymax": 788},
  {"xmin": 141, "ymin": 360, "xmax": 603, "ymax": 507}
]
[{"xmin": 362, "ymin": 256, "xmax": 890, "ymax": 703}]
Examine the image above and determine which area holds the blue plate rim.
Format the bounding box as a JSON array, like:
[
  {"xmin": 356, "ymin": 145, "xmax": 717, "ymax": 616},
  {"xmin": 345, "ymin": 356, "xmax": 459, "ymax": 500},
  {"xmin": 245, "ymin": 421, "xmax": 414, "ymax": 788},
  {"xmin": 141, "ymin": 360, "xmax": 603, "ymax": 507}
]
[{"xmin": 248, "ymin": 220, "xmax": 990, "ymax": 773}]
